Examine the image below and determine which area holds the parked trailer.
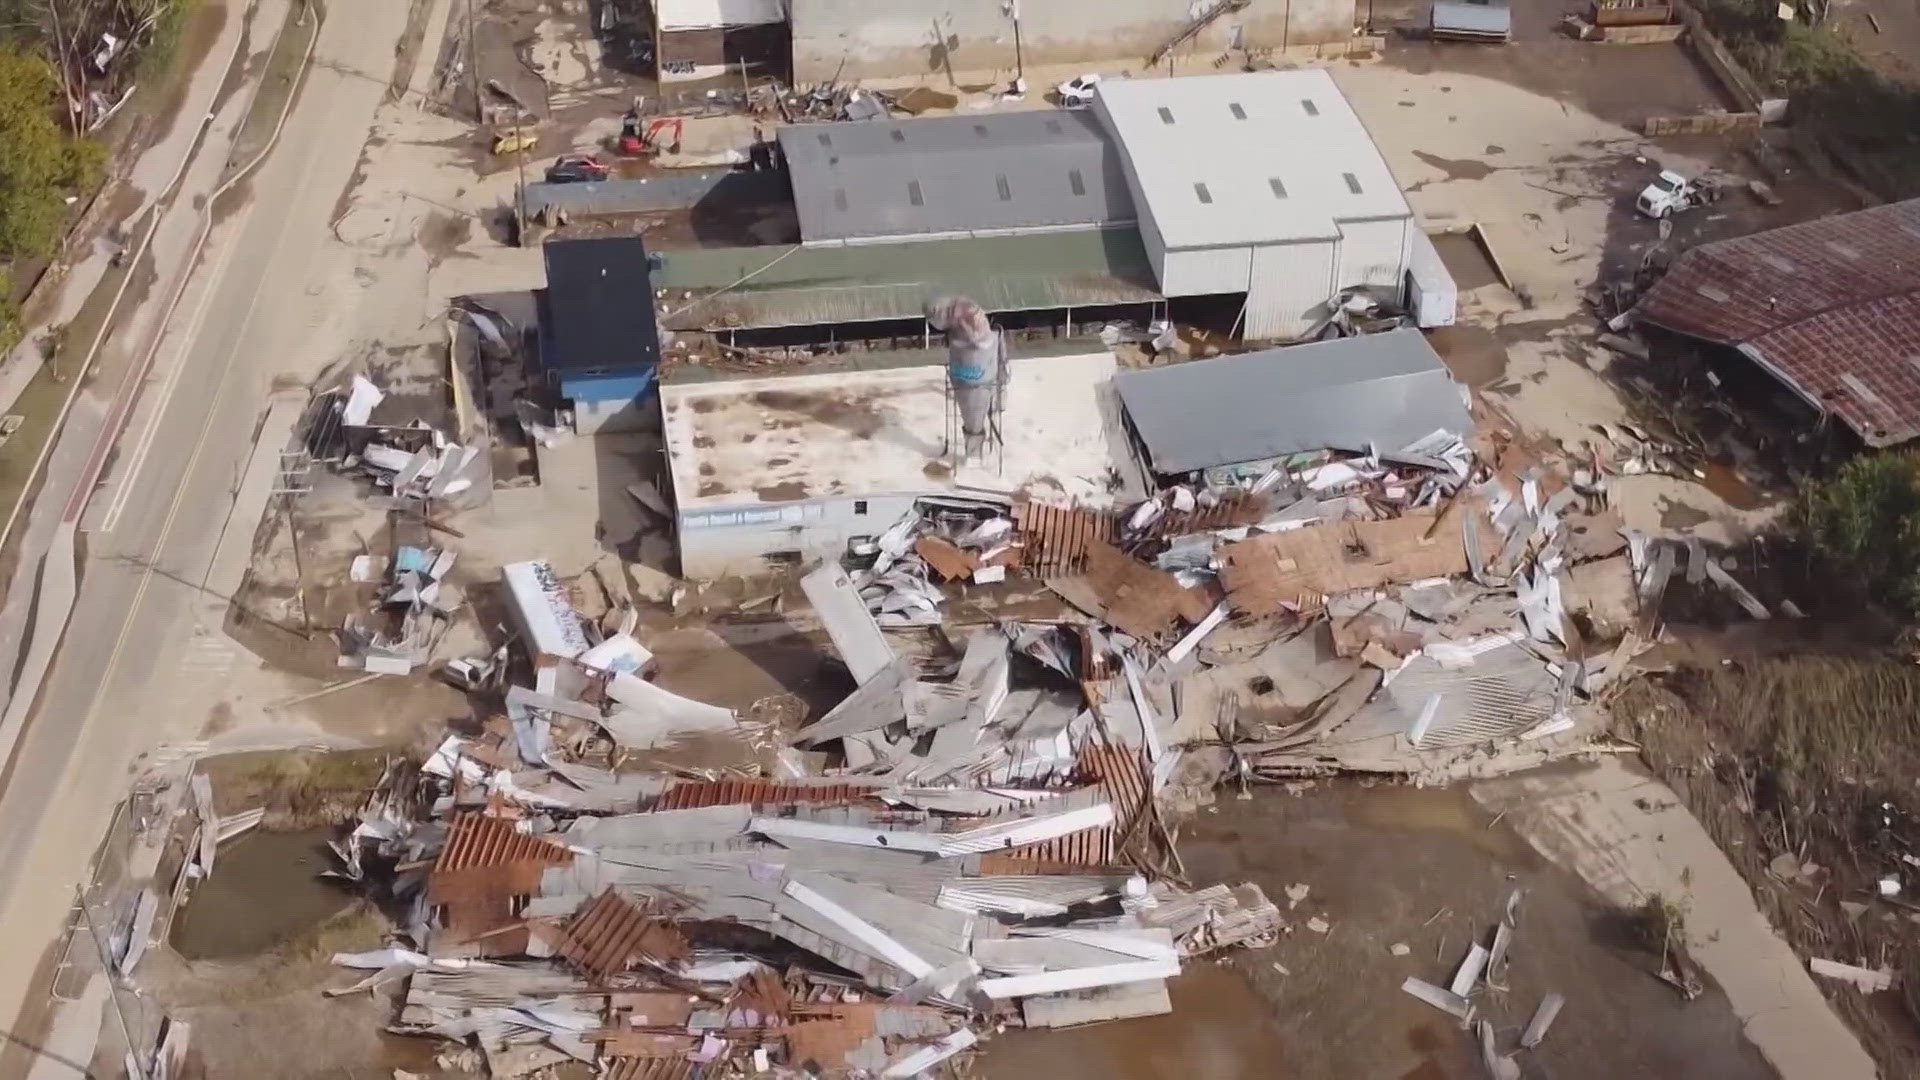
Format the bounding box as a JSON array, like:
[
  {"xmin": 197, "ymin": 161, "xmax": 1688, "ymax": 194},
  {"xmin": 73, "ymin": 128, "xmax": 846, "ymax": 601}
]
[{"xmin": 1431, "ymin": 0, "xmax": 1512, "ymax": 41}]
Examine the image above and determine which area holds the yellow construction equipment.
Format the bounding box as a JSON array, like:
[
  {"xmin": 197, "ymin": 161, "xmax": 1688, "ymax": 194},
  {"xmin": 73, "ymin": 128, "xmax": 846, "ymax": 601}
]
[{"xmin": 491, "ymin": 125, "xmax": 537, "ymax": 156}]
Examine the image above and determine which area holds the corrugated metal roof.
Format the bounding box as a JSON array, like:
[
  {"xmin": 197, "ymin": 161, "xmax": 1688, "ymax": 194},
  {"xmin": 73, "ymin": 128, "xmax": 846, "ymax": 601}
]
[
  {"xmin": 652, "ymin": 229, "xmax": 1161, "ymax": 331},
  {"xmin": 779, "ymin": 110, "xmax": 1136, "ymax": 243},
  {"xmin": 653, "ymin": 778, "xmax": 886, "ymax": 810},
  {"xmin": 522, "ymin": 169, "xmax": 787, "ymax": 222},
  {"xmin": 434, "ymin": 813, "xmax": 574, "ymax": 874},
  {"xmin": 1092, "ymin": 70, "xmax": 1410, "ymax": 251},
  {"xmin": 550, "ymin": 889, "xmax": 690, "ymax": 980},
  {"xmin": 1113, "ymin": 329, "xmax": 1472, "ymax": 473},
  {"xmin": 429, "ymin": 814, "xmax": 574, "ymax": 953},
  {"xmin": 979, "ymin": 743, "xmax": 1148, "ymax": 874},
  {"xmin": 1633, "ymin": 199, "xmax": 1920, "ymax": 446}
]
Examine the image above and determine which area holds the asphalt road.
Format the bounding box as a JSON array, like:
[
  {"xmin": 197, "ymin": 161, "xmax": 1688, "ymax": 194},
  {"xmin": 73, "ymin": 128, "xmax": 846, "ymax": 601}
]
[{"xmin": 0, "ymin": 0, "xmax": 417, "ymax": 1058}]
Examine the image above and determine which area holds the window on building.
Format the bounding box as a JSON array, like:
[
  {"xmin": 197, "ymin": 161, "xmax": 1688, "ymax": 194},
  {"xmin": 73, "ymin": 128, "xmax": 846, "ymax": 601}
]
[
  {"xmin": 1157, "ymin": 106, "xmax": 1175, "ymax": 124},
  {"xmin": 854, "ymin": 500, "xmax": 869, "ymax": 515},
  {"xmin": 1229, "ymin": 102, "xmax": 1247, "ymax": 120},
  {"xmin": 1269, "ymin": 177, "xmax": 1287, "ymax": 198},
  {"xmin": 1343, "ymin": 172, "xmax": 1362, "ymax": 194},
  {"xmin": 1301, "ymin": 98, "xmax": 1320, "ymax": 116},
  {"xmin": 1194, "ymin": 182, "xmax": 1213, "ymax": 204}
]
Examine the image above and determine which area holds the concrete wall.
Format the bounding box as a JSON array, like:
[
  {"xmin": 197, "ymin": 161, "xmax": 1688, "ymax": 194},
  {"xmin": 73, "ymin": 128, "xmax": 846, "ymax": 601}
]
[
  {"xmin": 791, "ymin": 0, "xmax": 1357, "ymax": 83},
  {"xmin": 676, "ymin": 494, "xmax": 919, "ymax": 578}
]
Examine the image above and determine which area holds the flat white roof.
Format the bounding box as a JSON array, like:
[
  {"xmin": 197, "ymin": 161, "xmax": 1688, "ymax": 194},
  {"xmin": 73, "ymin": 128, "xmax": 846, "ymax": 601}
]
[
  {"xmin": 656, "ymin": 0, "xmax": 785, "ymax": 31},
  {"xmin": 1094, "ymin": 70, "xmax": 1411, "ymax": 250},
  {"xmin": 662, "ymin": 352, "xmax": 1137, "ymax": 510}
]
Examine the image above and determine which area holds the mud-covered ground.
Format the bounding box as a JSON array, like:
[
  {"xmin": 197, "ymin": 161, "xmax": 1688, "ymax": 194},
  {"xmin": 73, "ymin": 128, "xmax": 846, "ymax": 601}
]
[{"xmin": 984, "ymin": 779, "xmax": 1776, "ymax": 1080}]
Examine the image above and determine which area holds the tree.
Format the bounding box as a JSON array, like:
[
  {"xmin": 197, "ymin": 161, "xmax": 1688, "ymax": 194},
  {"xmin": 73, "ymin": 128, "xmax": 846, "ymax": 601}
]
[
  {"xmin": 0, "ymin": 45, "xmax": 100, "ymax": 260},
  {"xmin": 1801, "ymin": 453, "xmax": 1920, "ymax": 618}
]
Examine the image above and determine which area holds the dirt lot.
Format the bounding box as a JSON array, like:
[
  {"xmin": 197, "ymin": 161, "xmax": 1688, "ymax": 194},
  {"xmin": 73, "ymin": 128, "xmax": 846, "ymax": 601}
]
[{"xmin": 986, "ymin": 780, "xmax": 1774, "ymax": 1080}]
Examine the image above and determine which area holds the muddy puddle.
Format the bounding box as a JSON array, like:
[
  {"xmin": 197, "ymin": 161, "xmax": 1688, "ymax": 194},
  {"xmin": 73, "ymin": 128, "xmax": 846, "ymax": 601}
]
[
  {"xmin": 1427, "ymin": 323, "xmax": 1508, "ymax": 388},
  {"xmin": 981, "ymin": 961, "xmax": 1292, "ymax": 1078},
  {"xmin": 171, "ymin": 827, "xmax": 352, "ymax": 960},
  {"xmin": 1430, "ymin": 231, "xmax": 1503, "ymax": 292}
]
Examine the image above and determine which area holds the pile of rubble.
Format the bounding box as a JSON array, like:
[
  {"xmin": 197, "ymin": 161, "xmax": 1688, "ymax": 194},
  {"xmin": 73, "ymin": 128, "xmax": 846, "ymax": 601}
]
[
  {"xmin": 820, "ymin": 416, "xmax": 1793, "ymax": 783},
  {"xmin": 308, "ymin": 374, "xmax": 488, "ymax": 509},
  {"xmin": 316, "ymin": 549, "xmax": 1280, "ymax": 1077},
  {"xmin": 339, "ymin": 543, "xmax": 461, "ymax": 675}
]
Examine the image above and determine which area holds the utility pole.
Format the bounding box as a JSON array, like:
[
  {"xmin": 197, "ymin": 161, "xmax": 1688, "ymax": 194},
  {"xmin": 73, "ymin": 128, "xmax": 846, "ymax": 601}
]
[
  {"xmin": 1004, "ymin": 1, "xmax": 1024, "ymax": 88},
  {"xmin": 465, "ymin": 0, "xmax": 482, "ymax": 124}
]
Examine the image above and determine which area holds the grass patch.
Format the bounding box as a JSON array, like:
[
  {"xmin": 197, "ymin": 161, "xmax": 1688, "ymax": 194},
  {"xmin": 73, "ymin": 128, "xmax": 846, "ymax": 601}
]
[
  {"xmin": 1620, "ymin": 660, "xmax": 1920, "ymax": 1068},
  {"xmin": 200, "ymin": 747, "xmax": 396, "ymax": 826},
  {"xmin": 138, "ymin": 0, "xmax": 202, "ymax": 85},
  {"xmin": 278, "ymin": 899, "xmax": 388, "ymax": 964},
  {"xmin": 1693, "ymin": 0, "xmax": 1920, "ymax": 195},
  {"xmin": 1621, "ymin": 657, "xmax": 1920, "ymax": 810}
]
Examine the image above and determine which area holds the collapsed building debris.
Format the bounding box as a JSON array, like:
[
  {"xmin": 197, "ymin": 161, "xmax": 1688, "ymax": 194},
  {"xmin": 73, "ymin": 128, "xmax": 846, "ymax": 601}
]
[{"xmin": 314, "ymin": 592, "xmax": 1280, "ymax": 1075}]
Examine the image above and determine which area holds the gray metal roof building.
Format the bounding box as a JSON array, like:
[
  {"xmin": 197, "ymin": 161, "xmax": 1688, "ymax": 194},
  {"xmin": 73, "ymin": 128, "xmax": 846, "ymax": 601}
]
[
  {"xmin": 777, "ymin": 110, "xmax": 1137, "ymax": 245},
  {"xmin": 1113, "ymin": 329, "xmax": 1471, "ymax": 474}
]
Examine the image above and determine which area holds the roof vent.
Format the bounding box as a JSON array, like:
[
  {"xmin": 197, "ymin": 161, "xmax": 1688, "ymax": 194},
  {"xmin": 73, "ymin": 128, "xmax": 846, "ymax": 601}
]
[
  {"xmin": 1194, "ymin": 182, "xmax": 1213, "ymax": 204},
  {"xmin": 1343, "ymin": 173, "xmax": 1362, "ymax": 194},
  {"xmin": 1068, "ymin": 169, "xmax": 1086, "ymax": 196},
  {"xmin": 995, "ymin": 175, "xmax": 1012, "ymax": 201},
  {"xmin": 1696, "ymin": 283, "xmax": 1730, "ymax": 302},
  {"xmin": 1157, "ymin": 106, "xmax": 1175, "ymax": 125},
  {"xmin": 1269, "ymin": 177, "xmax": 1288, "ymax": 198},
  {"xmin": 1301, "ymin": 99, "xmax": 1320, "ymax": 116},
  {"xmin": 907, "ymin": 180, "xmax": 924, "ymax": 206},
  {"xmin": 1229, "ymin": 102, "xmax": 1247, "ymax": 120}
]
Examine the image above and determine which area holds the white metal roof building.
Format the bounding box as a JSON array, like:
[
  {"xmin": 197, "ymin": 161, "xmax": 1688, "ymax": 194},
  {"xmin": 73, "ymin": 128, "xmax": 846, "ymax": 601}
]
[{"xmin": 1092, "ymin": 70, "xmax": 1416, "ymax": 339}]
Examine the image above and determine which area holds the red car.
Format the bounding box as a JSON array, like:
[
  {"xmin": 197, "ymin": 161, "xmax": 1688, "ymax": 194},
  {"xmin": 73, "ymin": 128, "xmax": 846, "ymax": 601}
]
[{"xmin": 545, "ymin": 155, "xmax": 610, "ymax": 183}]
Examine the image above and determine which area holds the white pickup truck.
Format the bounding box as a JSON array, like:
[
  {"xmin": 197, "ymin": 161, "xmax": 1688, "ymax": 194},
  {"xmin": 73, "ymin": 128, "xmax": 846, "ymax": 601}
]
[{"xmin": 1636, "ymin": 170, "xmax": 1719, "ymax": 219}]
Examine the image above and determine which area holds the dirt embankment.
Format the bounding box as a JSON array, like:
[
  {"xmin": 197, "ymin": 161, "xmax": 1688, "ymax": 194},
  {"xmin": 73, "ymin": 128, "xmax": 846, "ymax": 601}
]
[{"xmin": 1618, "ymin": 657, "xmax": 1920, "ymax": 1076}]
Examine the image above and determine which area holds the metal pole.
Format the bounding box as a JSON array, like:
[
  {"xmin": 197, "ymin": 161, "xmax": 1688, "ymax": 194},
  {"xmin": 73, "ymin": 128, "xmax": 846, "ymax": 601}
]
[
  {"xmin": 76, "ymin": 886, "xmax": 149, "ymax": 1080},
  {"xmin": 1011, "ymin": 9, "xmax": 1025, "ymax": 83},
  {"xmin": 465, "ymin": 0, "xmax": 482, "ymax": 124}
]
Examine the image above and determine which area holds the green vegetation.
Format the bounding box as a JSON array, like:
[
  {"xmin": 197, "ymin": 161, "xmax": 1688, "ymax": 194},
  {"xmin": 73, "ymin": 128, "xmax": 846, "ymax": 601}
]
[
  {"xmin": 1696, "ymin": 0, "xmax": 1920, "ymax": 192},
  {"xmin": 0, "ymin": 48, "xmax": 102, "ymax": 258},
  {"xmin": 1621, "ymin": 658, "xmax": 1920, "ymax": 809},
  {"xmin": 138, "ymin": 0, "xmax": 198, "ymax": 83},
  {"xmin": 1800, "ymin": 452, "xmax": 1920, "ymax": 619}
]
